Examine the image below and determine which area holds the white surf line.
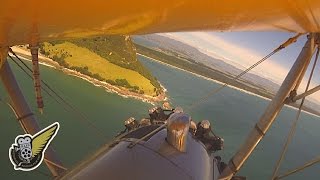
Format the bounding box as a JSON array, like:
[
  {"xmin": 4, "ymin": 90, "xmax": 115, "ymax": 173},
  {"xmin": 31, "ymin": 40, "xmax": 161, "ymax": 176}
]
[
  {"xmin": 12, "ymin": 53, "xmax": 161, "ymax": 105},
  {"xmin": 137, "ymin": 53, "xmax": 269, "ymax": 100},
  {"xmin": 138, "ymin": 53, "xmax": 320, "ymax": 118},
  {"xmin": 14, "ymin": 54, "xmax": 56, "ymax": 68}
]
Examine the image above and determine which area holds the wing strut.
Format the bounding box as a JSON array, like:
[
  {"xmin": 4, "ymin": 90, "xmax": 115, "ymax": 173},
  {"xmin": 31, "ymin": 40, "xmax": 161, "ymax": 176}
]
[
  {"xmin": 272, "ymin": 46, "xmax": 320, "ymax": 179},
  {"xmin": 219, "ymin": 33, "xmax": 319, "ymax": 180},
  {"xmin": 291, "ymin": 84, "xmax": 320, "ymax": 101},
  {"xmin": 0, "ymin": 53, "xmax": 65, "ymax": 176}
]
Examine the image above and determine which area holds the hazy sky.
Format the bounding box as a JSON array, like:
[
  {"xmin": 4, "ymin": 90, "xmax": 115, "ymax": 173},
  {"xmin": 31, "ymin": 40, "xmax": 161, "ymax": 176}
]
[{"xmin": 158, "ymin": 32, "xmax": 320, "ymax": 103}]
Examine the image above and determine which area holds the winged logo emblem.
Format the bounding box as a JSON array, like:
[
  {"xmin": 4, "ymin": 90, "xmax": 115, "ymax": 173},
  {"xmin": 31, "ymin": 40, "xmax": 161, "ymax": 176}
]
[{"xmin": 9, "ymin": 122, "xmax": 60, "ymax": 171}]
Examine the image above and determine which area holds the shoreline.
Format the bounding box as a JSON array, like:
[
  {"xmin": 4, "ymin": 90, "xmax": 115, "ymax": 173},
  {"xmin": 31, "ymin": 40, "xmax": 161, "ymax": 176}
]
[
  {"xmin": 137, "ymin": 53, "xmax": 320, "ymax": 118},
  {"xmin": 9, "ymin": 47, "xmax": 319, "ymax": 118},
  {"xmin": 11, "ymin": 46, "xmax": 167, "ymax": 105},
  {"xmin": 137, "ymin": 53, "xmax": 270, "ymax": 100}
]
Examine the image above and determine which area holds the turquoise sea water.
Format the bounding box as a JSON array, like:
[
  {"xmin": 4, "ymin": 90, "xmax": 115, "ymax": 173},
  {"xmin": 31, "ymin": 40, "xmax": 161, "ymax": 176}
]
[{"xmin": 0, "ymin": 55, "xmax": 319, "ymax": 179}]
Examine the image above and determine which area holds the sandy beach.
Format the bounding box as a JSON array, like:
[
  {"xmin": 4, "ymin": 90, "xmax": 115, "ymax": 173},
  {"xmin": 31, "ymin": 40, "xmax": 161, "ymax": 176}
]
[
  {"xmin": 10, "ymin": 46, "xmax": 166, "ymax": 104},
  {"xmin": 137, "ymin": 53, "xmax": 270, "ymax": 100},
  {"xmin": 9, "ymin": 47, "xmax": 319, "ymax": 118},
  {"xmin": 137, "ymin": 53, "xmax": 320, "ymax": 118}
]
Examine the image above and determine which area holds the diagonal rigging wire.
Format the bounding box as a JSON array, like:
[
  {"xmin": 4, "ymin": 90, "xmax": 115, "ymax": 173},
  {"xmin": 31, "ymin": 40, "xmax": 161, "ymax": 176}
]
[
  {"xmin": 8, "ymin": 53, "xmax": 105, "ymax": 138},
  {"xmin": 8, "ymin": 52, "xmax": 106, "ymax": 138},
  {"xmin": 186, "ymin": 33, "xmax": 302, "ymax": 111},
  {"xmin": 0, "ymin": 96, "xmax": 29, "ymax": 133},
  {"xmin": 7, "ymin": 33, "xmax": 300, "ymax": 139},
  {"xmin": 272, "ymin": 47, "xmax": 320, "ymax": 179},
  {"xmin": 0, "ymin": 98, "xmax": 58, "ymax": 178},
  {"xmin": 0, "ymin": 90, "xmax": 68, "ymax": 171},
  {"xmin": 275, "ymin": 156, "xmax": 320, "ymax": 179}
]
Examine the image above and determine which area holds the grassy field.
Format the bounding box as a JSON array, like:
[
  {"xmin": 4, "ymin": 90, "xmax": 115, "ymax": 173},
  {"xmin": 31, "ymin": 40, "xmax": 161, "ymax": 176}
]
[{"xmin": 42, "ymin": 42, "xmax": 156, "ymax": 96}]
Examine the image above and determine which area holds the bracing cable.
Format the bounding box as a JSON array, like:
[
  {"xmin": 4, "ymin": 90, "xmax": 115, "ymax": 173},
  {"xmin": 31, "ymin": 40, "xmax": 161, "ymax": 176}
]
[
  {"xmin": 8, "ymin": 53, "xmax": 106, "ymax": 139},
  {"xmin": 272, "ymin": 47, "xmax": 320, "ymax": 179},
  {"xmin": 186, "ymin": 33, "xmax": 302, "ymax": 111}
]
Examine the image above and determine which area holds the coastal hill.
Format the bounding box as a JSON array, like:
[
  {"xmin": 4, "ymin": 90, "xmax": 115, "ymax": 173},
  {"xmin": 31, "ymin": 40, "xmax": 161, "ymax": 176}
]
[{"xmin": 39, "ymin": 36, "xmax": 163, "ymax": 97}]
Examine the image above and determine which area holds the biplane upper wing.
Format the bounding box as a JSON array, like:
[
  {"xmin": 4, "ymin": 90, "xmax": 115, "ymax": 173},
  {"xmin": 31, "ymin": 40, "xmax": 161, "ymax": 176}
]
[{"xmin": 1, "ymin": 0, "xmax": 320, "ymax": 46}]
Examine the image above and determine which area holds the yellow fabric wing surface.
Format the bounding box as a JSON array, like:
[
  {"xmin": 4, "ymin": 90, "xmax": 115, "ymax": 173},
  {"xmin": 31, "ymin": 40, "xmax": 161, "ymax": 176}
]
[
  {"xmin": 31, "ymin": 123, "xmax": 58, "ymax": 157},
  {"xmin": 1, "ymin": 0, "xmax": 320, "ymax": 46}
]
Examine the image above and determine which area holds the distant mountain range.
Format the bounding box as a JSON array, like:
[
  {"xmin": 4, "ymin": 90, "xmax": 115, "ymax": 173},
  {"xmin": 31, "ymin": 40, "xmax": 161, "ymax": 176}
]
[
  {"xmin": 133, "ymin": 34, "xmax": 320, "ymax": 114},
  {"xmin": 133, "ymin": 34, "xmax": 279, "ymax": 93}
]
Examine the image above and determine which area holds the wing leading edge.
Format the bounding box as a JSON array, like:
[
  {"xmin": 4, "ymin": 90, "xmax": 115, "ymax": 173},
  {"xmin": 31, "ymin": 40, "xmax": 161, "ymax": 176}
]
[{"xmin": 1, "ymin": 0, "xmax": 320, "ymax": 46}]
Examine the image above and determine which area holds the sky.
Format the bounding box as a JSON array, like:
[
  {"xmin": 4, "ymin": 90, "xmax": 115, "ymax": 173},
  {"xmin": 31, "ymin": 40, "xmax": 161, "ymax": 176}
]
[{"xmin": 157, "ymin": 32, "xmax": 320, "ymax": 104}]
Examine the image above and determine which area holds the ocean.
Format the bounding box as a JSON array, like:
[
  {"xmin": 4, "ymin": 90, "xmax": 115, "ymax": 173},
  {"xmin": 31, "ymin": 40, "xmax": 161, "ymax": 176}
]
[{"xmin": 0, "ymin": 55, "xmax": 319, "ymax": 179}]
